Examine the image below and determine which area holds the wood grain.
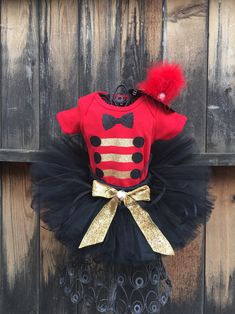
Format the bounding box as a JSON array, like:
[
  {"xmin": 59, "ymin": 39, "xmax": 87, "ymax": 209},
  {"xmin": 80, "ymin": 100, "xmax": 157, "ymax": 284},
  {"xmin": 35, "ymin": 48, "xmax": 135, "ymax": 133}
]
[
  {"xmin": 162, "ymin": 229, "xmax": 204, "ymax": 314},
  {"xmin": 205, "ymin": 167, "xmax": 235, "ymax": 314},
  {"xmin": 39, "ymin": 0, "xmax": 79, "ymax": 146},
  {"xmin": 163, "ymin": 0, "xmax": 208, "ymax": 151},
  {"xmin": 1, "ymin": 0, "xmax": 39, "ymax": 150},
  {"xmin": 40, "ymin": 227, "xmax": 75, "ymax": 314},
  {"xmin": 120, "ymin": 0, "xmax": 162, "ymax": 85},
  {"xmin": 39, "ymin": 1, "xmax": 79, "ymax": 313},
  {"xmin": 0, "ymin": 0, "xmax": 235, "ymax": 162},
  {"xmin": 162, "ymin": 1, "xmax": 209, "ymax": 312},
  {"xmin": 207, "ymin": 0, "xmax": 235, "ymax": 153},
  {"xmin": 77, "ymin": 0, "xmax": 121, "ymax": 95},
  {"xmin": 0, "ymin": 164, "xmax": 2, "ymax": 311},
  {"xmin": 1, "ymin": 163, "xmax": 39, "ymax": 314}
]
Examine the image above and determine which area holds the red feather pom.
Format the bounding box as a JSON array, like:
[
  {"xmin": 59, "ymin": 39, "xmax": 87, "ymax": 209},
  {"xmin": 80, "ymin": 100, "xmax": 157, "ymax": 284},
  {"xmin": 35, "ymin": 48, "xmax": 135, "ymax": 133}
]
[{"xmin": 137, "ymin": 61, "xmax": 186, "ymax": 106}]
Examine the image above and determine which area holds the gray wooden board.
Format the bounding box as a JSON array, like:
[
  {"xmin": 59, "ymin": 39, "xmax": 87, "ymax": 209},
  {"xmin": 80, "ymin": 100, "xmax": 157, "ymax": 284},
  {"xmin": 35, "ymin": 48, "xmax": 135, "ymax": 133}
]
[
  {"xmin": 0, "ymin": 164, "xmax": 2, "ymax": 312},
  {"xmin": 38, "ymin": 1, "xmax": 79, "ymax": 313},
  {"xmin": 161, "ymin": 230, "xmax": 205, "ymax": 314},
  {"xmin": 0, "ymin": 163, "xmax": 39, "ymax": 314},
  {"xmin": 207, "ymin": 0, "xmax": 235, "ymax": 153},
  {"xmin": 163, "ymin": 0, "xmax": 209, "ymax": 152},
  {"xmin": 119, "ymin": 0, "xmax": 162, "ymax": 86},
  {"xmin": 205, "ymin": 167, "xmax": 235, "ymax": 314},
  {"xmin": 39, "ymin": 0, "xmax": 79, "ymax": 146},
  {"xmin": 161, "ymin": 2, "xmax": 209, "ymax": 312},
  {"xmin": 1, "ymin": 0, "xmax": 39, "ymax": 150},
  {"xmin": 77, "ymin": 0, "xmax": 121, "ymax": 96}
]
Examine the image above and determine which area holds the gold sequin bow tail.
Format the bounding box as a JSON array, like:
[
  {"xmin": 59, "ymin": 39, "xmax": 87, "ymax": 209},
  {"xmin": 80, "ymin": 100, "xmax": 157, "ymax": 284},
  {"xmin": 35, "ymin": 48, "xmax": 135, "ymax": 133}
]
[{"xmin": 79, "ymin": 180, "xmax": 174, "ymax": 255}]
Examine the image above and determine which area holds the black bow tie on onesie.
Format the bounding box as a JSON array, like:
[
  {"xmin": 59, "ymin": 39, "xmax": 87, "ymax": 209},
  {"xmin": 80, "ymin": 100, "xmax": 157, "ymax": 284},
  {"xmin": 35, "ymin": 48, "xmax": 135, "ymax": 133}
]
[{"xmin": 102, "ymin": 112, "xmax": 134, "ymax": 130}]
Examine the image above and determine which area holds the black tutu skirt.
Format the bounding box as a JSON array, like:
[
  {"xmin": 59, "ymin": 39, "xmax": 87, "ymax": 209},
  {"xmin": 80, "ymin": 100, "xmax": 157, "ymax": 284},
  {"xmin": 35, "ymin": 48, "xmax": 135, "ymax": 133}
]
[{"xmin": 31, "ymin": 130, "xmax": 214, "ymax": 313}]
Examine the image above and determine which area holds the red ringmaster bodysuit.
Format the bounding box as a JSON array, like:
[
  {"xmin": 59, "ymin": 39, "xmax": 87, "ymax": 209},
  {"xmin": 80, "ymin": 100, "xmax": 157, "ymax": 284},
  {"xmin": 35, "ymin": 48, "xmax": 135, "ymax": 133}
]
[{"xmin": 56, "ymin": 91, "xmax": 187, "ymax": 187}]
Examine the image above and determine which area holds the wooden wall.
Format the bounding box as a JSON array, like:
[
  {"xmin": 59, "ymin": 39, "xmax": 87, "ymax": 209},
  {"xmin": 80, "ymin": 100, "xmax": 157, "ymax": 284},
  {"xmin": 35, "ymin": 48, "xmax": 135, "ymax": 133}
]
[
  {"xmin": 0, "ymin": 0, "xmax": 234, "ymax": 164},
  {"xmin": 0, "ymin": 1, "xmax": 235, "ymax": 313}
]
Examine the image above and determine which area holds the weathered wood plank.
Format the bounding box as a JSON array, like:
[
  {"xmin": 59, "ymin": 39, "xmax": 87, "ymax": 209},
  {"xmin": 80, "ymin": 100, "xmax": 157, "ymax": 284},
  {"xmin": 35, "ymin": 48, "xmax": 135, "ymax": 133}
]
[
  {"xmin": 162, "ymin": 2, "xmax": 208, "ymax": 312},
  {"xmin": 0, "ymin": 164, "xmax": 3, "ymax": 313},
  {"xmin": 1, "ymin": 163, "xmax": 39, "ymax": 314},
  {"xmin": 1, "ymin": 0, "xmax": 39, "ymax": 150},
  {"xmin": 40, "ymin": 228, "xmax": 76, "ymax": 314},
  {"xmin": 207, "ymin": 0, "xmax": 235, "ymax": 153},
  {"xmin": 162, "ymin": 233, "xmax": 204, "ymax": 314},
  {"xmin": 163, "ymin": 0, "xmax": 208, "ymax": 152},
  {"xmin": 0, "ymin": 0, "xmax": 2, "ymax": 151},
  {"xmin": 163, "ymin": 0, "xmax": 208, "ymax": 314},
  {"xmin": 77, "ymin": 0, "xmax": 121, "ymax": 95},
  {"xmin": 205, "ymin": 167, "xmax": 235, "ymax": 314},
  {"xmin": 120, "ymin": 0, "xmax": 162, "ymax": 85},
  {"xmin": 39, "ymin": 1, "xmax": 79, "ymax": 313},
  {"xmin": 39, "ymin": 0, "xmax": 79, "ymax": 146}
]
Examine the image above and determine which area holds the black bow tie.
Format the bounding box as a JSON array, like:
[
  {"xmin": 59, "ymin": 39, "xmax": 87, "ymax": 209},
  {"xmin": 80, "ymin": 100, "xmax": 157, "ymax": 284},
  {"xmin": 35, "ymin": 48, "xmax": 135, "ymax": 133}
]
[{"xmin": 102, "ymin": 112, "xmax": 134, "ymax": 130}]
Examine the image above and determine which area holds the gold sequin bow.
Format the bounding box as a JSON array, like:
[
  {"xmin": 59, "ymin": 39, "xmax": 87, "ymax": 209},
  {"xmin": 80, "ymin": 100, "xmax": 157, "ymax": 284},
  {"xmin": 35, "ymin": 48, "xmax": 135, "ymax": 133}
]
[{"xmin": 79, "ymin": 179, "xmax": 174, "ymax": 255}]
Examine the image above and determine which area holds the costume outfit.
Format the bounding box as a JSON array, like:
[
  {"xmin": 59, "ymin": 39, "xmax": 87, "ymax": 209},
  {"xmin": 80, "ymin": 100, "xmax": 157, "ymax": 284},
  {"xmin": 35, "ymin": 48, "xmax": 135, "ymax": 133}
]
[{"xmin": 31, "ymin": 62, "xmax": 214, "ymax": 313}]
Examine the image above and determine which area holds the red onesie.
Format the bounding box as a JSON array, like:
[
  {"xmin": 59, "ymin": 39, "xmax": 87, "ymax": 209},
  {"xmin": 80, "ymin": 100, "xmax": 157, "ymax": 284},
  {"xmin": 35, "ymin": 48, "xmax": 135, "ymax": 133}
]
[{"xmin": 56, "ymin": 91, "xmax": 187, "ymax": 187}]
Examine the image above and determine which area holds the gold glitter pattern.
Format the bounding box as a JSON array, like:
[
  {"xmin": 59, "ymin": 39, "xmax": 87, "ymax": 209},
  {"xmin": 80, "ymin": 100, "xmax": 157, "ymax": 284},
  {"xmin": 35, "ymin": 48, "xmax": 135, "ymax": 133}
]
[
  {"xmin": 101, "ymin": 138, "xmax": 134, "ymax": 147},
  {"xmin": 103, "ymin": 169, "xmax": 131, "ymax": 179},
  {"xmin": 101, "ymin": 153, "xmax": 133, "ymax": 163},
  {"xmin": 79, "ymin": 180, "xmax": 174, "ymax": 255}
]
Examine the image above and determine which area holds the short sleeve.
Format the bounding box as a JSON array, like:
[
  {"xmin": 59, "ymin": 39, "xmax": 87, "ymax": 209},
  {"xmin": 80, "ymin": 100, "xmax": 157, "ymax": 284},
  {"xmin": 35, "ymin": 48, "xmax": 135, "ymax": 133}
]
[
  {"xmin": 153, "ymin": 105, "xmax": 188, "ymax": 141},
  {"xmin": 56, "ymin": 99, "xmax": 81, "ymax": 134}
]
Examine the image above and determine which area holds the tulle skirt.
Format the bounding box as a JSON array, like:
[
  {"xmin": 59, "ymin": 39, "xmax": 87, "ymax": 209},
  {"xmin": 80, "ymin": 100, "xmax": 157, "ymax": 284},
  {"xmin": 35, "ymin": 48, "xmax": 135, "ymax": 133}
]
[{"xmin": 31, "ymin": 131, "xmax": 214, "ymax": 312}]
